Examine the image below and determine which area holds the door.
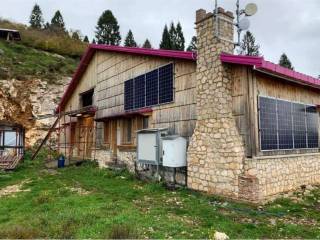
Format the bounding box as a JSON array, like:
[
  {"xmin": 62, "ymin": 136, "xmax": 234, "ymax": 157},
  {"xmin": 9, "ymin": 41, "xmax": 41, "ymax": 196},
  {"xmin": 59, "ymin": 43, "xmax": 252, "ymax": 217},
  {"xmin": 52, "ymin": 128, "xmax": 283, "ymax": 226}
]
[
  {"xmin": 110, "ymin": 120, "xmax": 118, "ymax": 160},
  {"xmin": 78, "ymin": 117, "xmax": 94, "ymax": 159}
]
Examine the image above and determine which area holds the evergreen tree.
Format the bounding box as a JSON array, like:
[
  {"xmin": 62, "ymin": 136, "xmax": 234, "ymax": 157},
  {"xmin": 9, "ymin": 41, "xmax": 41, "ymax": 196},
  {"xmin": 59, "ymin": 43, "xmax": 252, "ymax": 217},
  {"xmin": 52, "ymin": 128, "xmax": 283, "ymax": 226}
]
[
  {"xmin": 29, "ymin": 4, "xmax": 44, "ymax": 29},
  {"xmin": 169, "ymin": 22, "xmax": 177, "ymax": 49},
  {"xmin": 279, "ymin": 53, "xmax": 294, "ymax": 70},
  {"xmin": 83, "ymin": 36, "xmax": 89, "ymax": 43},
  {"xmin": 124, "ymin": 30, "xmax": 137, "ymax": 47},
  {"xmin": 159, "ymin": 25, "xmax": 172, "ymax": 50},
  {"xmin": 239, "ymin": 31, "xmax": 260, "ymax": 56},
  {"xmin": 92, "ymin": 39, "xmax": 96, "ymax": 44},
  {"xmin": 71, "ymin": 30, "xmax": 81, "ymax": 41},
  {"xmin": 175, "ymin": 22, "xmax": 185, "ymax": 51},
  {"xmin": 187, "ymin": 36, "xmax": 197, "ymax": 51},
  {"xmin": 50, "ymin": 10, "xmax": 66, "ymax": 33},
  {"xmin": 95, "ymin": 10, "xmax": 121, "ymax": 45},
  {"xmin": 142, "ymin": 39, "xmax": 152, "ymax": 49}
]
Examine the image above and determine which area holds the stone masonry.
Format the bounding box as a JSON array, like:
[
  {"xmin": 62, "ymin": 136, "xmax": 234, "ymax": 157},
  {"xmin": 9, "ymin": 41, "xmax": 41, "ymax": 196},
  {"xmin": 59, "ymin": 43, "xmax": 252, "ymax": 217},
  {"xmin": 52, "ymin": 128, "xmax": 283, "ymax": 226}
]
[{"xmin": 187, "ymin": 8, "xmax": 245, "ymax": 198}]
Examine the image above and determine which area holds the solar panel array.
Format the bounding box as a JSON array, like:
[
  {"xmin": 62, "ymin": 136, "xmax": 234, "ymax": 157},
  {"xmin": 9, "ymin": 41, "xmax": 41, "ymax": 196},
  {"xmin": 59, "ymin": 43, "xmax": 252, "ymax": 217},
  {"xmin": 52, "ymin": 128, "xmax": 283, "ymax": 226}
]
[
  {"xmin": 259, "ymin": 96, "xmax": 319, "ymax": 151},
  {"xmin": 124, "ymin": 63, "xmax": 174, "ymax": 111}
]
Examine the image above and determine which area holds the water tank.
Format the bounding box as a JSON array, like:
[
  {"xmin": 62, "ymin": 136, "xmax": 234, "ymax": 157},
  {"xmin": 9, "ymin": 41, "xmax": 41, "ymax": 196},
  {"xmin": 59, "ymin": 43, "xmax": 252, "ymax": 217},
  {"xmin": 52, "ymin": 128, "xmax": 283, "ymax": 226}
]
[{"xmin": 162, "ymin": 136, "xmax": 187, "ymax": 168}]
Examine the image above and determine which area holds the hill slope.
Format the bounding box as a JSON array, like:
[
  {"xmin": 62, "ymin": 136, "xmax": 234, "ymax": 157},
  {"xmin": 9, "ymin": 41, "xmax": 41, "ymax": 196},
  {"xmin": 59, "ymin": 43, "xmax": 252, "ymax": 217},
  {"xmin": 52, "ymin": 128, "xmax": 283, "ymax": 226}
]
[{"xmin": 0, "ymin": 40, "xmax": 78, "ymax": 83}]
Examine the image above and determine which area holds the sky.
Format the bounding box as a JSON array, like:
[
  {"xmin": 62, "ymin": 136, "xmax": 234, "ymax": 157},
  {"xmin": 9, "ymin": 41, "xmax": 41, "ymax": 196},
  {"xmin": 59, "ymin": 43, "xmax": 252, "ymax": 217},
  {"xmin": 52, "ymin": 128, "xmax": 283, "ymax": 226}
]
[{"xmin": 1, "ymin": 0, "xmax": 319, "ymax": 77}]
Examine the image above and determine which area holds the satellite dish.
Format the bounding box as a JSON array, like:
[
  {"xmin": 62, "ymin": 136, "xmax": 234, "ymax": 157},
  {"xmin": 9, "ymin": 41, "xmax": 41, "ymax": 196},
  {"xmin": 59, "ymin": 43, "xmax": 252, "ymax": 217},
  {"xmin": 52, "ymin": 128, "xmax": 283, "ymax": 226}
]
[
  {"xmin": 244, "ymin": 3, "xmax": 258, "ymax": 16},
  {"xmin": 238, "ymin": 18, "xmax": 250, "ymax": 31}
]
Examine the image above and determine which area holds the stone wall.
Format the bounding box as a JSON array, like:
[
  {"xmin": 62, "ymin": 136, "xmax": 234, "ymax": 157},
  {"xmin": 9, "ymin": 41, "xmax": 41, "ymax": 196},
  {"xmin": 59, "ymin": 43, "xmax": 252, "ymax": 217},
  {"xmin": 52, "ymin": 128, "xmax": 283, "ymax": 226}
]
[
  {"xmin": 187, "ymin": 9, "xmax": 245, "ymax": 198},
  {"xmin": 242, "ymin": 154, "xmax": 320, "ymax": 202}
]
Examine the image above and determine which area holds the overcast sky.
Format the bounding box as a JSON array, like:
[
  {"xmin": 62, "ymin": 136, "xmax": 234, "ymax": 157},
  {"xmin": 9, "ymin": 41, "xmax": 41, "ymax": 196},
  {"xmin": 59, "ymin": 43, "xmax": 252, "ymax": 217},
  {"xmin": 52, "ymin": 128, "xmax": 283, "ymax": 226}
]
[{"xmin": 1, "ymin": 0, "xmax": 319, "ymax": 77}]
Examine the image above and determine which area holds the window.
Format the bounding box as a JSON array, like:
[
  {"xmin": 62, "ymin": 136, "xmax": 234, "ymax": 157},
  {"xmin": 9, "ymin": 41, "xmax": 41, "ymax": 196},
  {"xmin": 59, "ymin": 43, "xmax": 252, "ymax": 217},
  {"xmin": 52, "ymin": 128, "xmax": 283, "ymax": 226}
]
[
  {"xmin": 143, "ymin": 116, "xmax": 149, "ymax": 129},
  {"xmin": 80, "ymin": 89, "xmax": 94, "ymax": 107},
  {"xmin": 122, "ymin": 119, "xmax": 132, "ymax": 144},
  {"xmin": 124, "ymin": 63, "xmax": 174, "ymax": 111},
  {"xmin": 104, "ymin": 121, "xmax": 110, "ymax": 144},
  {"xmin": 259, "ymin": 96, "xmax": 319, "ymax": 151}
]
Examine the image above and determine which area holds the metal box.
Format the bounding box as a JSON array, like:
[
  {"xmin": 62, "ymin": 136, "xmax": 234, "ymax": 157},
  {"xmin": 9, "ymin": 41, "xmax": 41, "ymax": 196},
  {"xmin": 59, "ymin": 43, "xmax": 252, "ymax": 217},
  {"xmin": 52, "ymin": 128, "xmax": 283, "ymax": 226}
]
[
  {"xmin": 137, "ymin": 129, "xmax": 167, "ymax": 165},
  {"xmin": 162, "ymin": 136, "xmax": 187, "ymax": 168}
]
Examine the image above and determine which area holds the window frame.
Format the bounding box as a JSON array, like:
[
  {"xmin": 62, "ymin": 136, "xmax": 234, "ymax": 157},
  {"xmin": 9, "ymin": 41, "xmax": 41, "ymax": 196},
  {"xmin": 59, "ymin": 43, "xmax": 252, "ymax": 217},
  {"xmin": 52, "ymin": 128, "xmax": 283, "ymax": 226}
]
[{"xmin": 258, "ymin": 95, "xmax": 319, "ymax": 152}]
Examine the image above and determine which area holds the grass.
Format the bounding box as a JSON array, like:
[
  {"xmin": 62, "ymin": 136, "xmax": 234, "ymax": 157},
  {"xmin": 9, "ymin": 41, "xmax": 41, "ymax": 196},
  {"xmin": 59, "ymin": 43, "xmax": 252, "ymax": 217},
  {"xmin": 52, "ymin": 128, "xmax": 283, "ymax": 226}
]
[
  {"xmin": 0, "ymin": 152, "xmax": 320, "ymax": 239},
  {"xmin": 0, "ymin": 40, "xmax": 78, "ymax": 82}
]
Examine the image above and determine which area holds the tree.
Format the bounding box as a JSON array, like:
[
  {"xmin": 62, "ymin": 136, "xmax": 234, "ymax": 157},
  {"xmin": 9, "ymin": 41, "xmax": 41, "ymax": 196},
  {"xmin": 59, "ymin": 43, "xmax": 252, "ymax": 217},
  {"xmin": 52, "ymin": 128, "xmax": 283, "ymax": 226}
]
[
  {"xmin": 29, "ymin": 4, "xmax": 44, "ymax": 29},
  {"xmin": 83, "ymin": 36, "xmax": 89, "ymax": 43},
  {"xmin": 159, "ymin": 25, "xmax": 172, "ymax": 50},
  {"xmin": 187, "ymin": 36, "xmax": 197, "ymax": 51},
  {"xmin": 142, "ymin": 39, "xmax": 152, "ymax": 49},
  {"xmin": 175, "ymin": 22, "xmax": 185, "ymax": 51},
  {"xmin": 239, "ymin": 31, "xmax": 260, "ymax": 56},
  {"xmin": 50, "ymin": 10, "xmax": 66, "ymax": 33},
  {"xmin": 169, "ymin": 22, "xmax": 177, "ymax": 49},
  {"xmin": 92, "ymin": 39, "xmax": 96, "ymax": 44},
  {"xmin": 279, "ymin": 53, "xmax": 294, "ymax": 70},
  {"xmin": 124, "ymin": 30, "xmax": 137, "ymax": 47},
  {"xmin": 95, "ymin": 10, "xmax": 121, "ymax": 45},
  {"xmin": 71, "ymin": 30, "xmax": 81, "ymax": 41}
]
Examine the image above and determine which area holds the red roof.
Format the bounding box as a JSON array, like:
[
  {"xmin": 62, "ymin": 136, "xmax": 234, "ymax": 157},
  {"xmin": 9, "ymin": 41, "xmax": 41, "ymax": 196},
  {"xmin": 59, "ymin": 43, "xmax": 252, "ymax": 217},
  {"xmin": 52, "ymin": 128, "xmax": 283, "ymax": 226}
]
[
  {"xmin": 56, "ymin": 44, "xmax": 196, "ymax": 112},
  {"xmin": 220, "ymin": 53, "xmax": 320, "ymax": 89}
]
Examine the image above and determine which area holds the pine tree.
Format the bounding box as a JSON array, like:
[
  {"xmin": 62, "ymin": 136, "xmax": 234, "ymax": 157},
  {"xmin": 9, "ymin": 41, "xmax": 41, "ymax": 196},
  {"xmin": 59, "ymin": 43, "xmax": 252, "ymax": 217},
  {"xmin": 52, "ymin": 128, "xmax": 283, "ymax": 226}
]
[
  {"xmin": 29, "ymin": 4, "xmax": 44, "ymax": 29},
  {"xmin": 92, "ymin": 39, "xmax": 96, "ymax": 44},
  {"xmin": 159, "ymin": 25, "xmax": 172, "ymax": 50},
  {"xmin": 187, "ymin": 36, "xmax": 197, "ymax": 51},
  {"xmin": 279, "ymin": 53, "xmax": 294, "ymax": 70},
  {"xmin": 124, "ymin": 30, "xmax": 137, "ymax": 47},
  {"xmin": 71, "ymin": 30, "xmax": 81, "ymax": 41},
  {"xmin": 142, "ymin": 39, "xmax": 152, "ymax": 49},
  {"xmin": 175, "ymin": 22, "xmax": 185, "ymax": 51},
  {"xmin": 83, "ymin": 36, "xmax": 89, "ymax": 43},
  {"xmin": 95, "ymin": 10, "xmax": 121, "ymax": 45},
  {"xmin": 50, "ymin": 10, "xmax": 66, "ymax": 33},
  {"xmin": 239, "ymin": 31, "xmax": 260, "ymax": 56},
  {"xmin": 169, "ymin": 22, "xmax": 177, "ymax": 50}
]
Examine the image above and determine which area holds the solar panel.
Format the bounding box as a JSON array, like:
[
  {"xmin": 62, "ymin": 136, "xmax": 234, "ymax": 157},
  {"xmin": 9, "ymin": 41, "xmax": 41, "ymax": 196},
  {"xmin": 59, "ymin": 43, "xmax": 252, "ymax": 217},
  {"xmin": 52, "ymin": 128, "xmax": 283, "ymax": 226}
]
[
  {"xmin": 277, "ymin": 100, "xmax": 293, "ymax": 149},
  {"xmin": 293, "ymin": 103, "xmax": 307, "ymax": 149},
  {"xmin": 134, "ymin": 75, "xmax": 146, "ymax": 109},
  {"xmin": 306, "ymin": 106, "xmax": 319, "ymax": 148},
  {"xmin": 259, "ymin": 97, "xmax": 278, "ymax": 150},
  {"xmin": 146, "ymin": 69, "xmax": 159, "ymax": 106},
  {"xmin": 124, "ymin": 79, "xmax": 134, "ymax": 110},
  {"xmin": 159, "ymin": 64, "xmax": 174, "ymax": 104}
]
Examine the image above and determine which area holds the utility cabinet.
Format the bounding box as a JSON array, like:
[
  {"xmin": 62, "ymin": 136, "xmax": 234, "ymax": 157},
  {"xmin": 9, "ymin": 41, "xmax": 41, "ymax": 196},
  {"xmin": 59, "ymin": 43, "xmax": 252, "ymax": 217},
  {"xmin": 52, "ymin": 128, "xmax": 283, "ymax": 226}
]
[{"xmin": 162, "ymin": 136, "xmax": 187, "ymax": 167}]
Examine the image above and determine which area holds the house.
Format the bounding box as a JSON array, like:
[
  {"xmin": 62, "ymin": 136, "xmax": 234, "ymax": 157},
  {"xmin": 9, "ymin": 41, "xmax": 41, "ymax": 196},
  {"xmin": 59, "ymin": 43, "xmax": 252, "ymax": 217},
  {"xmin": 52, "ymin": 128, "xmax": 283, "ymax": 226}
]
[
  {"xmin": 56, "ymin": 7, "xmax": 320, "ymax": 202},
  {"xmin": 0, "ymin": 28, "xmax": 21, "ymax": 41}
]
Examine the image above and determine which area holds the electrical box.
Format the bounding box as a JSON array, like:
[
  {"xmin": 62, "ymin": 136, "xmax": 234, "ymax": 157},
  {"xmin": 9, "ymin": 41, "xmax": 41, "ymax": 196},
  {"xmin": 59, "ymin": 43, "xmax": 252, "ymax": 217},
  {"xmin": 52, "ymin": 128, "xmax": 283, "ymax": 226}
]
[
  {"xmin": 162, "ymin": 136, "xmax": 187, "ymax": 168},
  {"xmin": 137, "ymin": 129, "xmax": 167, "ymax": 165}
]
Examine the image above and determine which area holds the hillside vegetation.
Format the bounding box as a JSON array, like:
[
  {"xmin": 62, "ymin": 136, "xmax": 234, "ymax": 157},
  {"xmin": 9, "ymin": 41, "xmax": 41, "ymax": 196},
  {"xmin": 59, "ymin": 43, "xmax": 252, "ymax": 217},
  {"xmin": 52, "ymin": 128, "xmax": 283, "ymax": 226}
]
[
  {"xmin": 0, "ymin": 40, "xmax": 78, "ymax": 82},
  {"xmin": 0, "ymin": 19, "xmax": 87, "ymax": 57}
]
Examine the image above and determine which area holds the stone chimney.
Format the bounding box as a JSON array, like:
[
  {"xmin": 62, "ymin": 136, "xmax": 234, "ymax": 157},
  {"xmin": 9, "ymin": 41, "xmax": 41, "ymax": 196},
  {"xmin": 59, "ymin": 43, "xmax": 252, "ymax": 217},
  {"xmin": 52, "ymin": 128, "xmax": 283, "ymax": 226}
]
[{"xmin": 187, "ymin": 8, "xmax": 245, "ymax": 198}]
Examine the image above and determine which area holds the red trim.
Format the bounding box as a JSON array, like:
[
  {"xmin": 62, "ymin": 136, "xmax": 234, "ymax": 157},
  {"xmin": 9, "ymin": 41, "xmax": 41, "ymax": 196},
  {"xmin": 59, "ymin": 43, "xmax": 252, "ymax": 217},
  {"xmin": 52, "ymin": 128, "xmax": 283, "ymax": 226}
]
[
  {"xmin": 95, "ymin": 108, "xmax": 153, "ymax": 121},
  {"xmin": 56, "ymin": 45, "xmax": 196, "ymax": 113},
  {"xmin": 220, "ymin": 53, "xmax": 320, "ymax": 89}
]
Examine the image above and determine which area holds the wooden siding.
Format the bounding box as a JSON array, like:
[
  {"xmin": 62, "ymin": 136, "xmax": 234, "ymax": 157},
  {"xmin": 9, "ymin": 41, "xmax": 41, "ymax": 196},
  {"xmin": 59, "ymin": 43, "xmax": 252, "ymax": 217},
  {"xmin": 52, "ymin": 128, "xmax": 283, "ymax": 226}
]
[
  {"xmin": 95, "ymin": 51, "xmax": 197, "ymax": 139},
  {"xmin": 63, "ymin": 54, "xmax": 98, "ymax": 112}
]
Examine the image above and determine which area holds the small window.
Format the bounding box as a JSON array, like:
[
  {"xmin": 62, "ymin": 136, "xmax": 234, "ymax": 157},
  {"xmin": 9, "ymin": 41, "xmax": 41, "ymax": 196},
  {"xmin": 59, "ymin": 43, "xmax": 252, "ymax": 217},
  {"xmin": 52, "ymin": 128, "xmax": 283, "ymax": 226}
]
[
  {"xmin": 143, "ymin": 117, "xmax": 149, "ymax": 129},
  {"xmin": 122, "ymin": 119, "xmax": 132, "ymax": 144},
  {"xmin": 104, "ymin": 121, "xmax": 110, "ymax": 144},
  {"xmin": 80, "ymin": 89, "xmax": 94, "ymax": 107}
]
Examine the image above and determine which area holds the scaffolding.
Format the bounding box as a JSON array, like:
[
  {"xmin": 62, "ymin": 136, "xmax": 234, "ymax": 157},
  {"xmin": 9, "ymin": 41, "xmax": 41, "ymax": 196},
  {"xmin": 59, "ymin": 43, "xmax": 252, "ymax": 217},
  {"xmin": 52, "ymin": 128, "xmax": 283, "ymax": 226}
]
[{"xmin": 32, "ymin": 106, "xmax": 102, "ymax": 165}]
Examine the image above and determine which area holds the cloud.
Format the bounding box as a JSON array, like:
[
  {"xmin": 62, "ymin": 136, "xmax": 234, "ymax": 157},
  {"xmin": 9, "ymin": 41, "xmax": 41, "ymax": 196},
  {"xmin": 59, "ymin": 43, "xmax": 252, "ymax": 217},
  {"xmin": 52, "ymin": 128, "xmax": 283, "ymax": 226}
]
[{"xmin": 0, "ymin": 0, "xmax": 319, "ymax": 77}]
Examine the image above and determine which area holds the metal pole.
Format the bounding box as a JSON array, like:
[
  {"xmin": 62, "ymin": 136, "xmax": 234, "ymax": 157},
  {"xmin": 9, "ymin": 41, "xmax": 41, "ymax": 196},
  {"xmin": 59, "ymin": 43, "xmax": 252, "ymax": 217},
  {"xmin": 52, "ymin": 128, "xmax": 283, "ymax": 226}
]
[{"xmin": 236, "ymin": 0, "xmax": 241, "ymax": 46}]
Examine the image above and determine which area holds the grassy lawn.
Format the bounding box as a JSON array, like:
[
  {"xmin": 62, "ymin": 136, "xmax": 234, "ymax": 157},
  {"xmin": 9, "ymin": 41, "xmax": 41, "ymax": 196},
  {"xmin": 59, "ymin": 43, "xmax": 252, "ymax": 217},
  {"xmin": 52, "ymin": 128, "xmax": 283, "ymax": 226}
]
[{"xmin": 0, "ymin": 152, "xmax": 320, "ymax": 239}]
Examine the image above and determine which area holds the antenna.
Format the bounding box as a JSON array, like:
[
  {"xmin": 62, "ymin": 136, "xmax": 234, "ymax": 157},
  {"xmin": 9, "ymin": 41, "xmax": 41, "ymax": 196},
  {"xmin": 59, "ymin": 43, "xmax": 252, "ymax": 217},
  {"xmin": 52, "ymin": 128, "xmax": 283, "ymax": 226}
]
[
  {"xmin": 213, "ymin": 0, "xmax": 258, "ymax": 46},
  {"xmin": 235, "ymin": 0, "xmax": 258, "ymax": 46}
]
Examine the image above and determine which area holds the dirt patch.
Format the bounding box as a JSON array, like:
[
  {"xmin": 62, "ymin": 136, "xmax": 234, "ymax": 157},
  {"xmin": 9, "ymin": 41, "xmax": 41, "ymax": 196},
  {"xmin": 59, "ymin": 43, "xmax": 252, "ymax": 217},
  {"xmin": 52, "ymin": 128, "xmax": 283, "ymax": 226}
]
[
  {"xmin": 0, "ymin": 180, "xmax": 31, "ymax": 198},
  {"xmin": 67, "ymin": 187, "xmax": 90, "ymax": 195}
]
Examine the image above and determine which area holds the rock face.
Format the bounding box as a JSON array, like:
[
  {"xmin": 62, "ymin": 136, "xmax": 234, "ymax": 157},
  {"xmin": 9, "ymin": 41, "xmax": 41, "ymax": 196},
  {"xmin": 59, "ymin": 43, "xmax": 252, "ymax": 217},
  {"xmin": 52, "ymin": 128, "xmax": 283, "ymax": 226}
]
[{"xmin": 0, "ymin": 77, "xmax": 70, "ymax": 146}]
